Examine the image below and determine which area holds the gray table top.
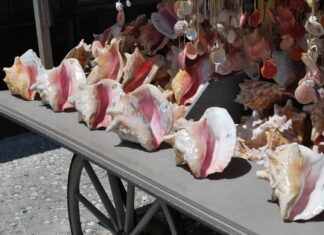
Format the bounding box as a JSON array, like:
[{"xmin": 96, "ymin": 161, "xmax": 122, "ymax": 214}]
[{"xmin": 0, "ymin": 90, "xmax": 323, "ymax": 235}]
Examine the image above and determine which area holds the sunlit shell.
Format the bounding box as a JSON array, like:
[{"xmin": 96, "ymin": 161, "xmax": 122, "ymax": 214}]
[
  {"xmin": 69, "ymin": 79, "xmax": 125, "ymax": 130},
  {"xmin": 305, "ymin": 15, "xmax": 324, "ymax": 37},
  {"xmin": 171, "ymin": 56, "xmax": 210, "ymax": 105},
  {"xmin": 165, "ymin": 107, "xmax": 237, "ymax": 178},
  {"xmin": 3, "ymin": 49, "xmax": 43, "ymax": 100},
  {"xmin": 122, "ymin": 48, "xmax": 165, "ymax": 93},
  {"xmin": 31, "ymin": 59, "xmax": 86, "ymax": 112},
  {"xmin": 87, "ymin": 38, "xmax": 124, "ymax": 84},
  {"xmin": 235, "ymin": 80, "xmax": 282, "ymax": 114},
  {"xmin": 257, "ymin": 143, "xmax": 324, "ymax": 221},
  {"xmin": 107, "ymin": 84, "xmax": 173, "ymax": 151}
]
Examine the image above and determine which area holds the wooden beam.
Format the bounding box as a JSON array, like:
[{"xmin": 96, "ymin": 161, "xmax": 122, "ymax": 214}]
[{"xmin": 32, "ymin": 0, "xmax": 53, "ymax": 68}]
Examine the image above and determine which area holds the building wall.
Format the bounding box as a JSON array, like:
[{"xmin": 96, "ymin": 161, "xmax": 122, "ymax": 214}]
[{"xmin": 0, "ymin": 0, "xmax": 159, "ymax": 90}]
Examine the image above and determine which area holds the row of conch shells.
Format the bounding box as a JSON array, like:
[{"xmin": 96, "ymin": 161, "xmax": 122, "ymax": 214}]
[
  {"xmin": 3, "ymin": 49, "xmax": 43, "ymax": 101},
  {"xmin": 165, "ymin": 107, "xmax": 237, "ymax": 178},
  {"xmin": 257, "ymin": 143, "xmax": 324, "ymax": 221}
]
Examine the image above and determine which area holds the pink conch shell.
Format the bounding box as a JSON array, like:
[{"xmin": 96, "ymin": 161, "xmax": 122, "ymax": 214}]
[
  {"xmin": 248, "ymin": 9, "xmax": 261, "ymax": 28},
  {"xmin": 165, "ymin": 107, "xmax": 236, "ymax": 178},
  {"xmin": 65, "ymin": 40, "xmax": 91, "ymax": 69},
  {"xmin": 3, "ymin": 49, "xmax": 43, "ymax": 100},
  {"xmin": 87, "ymin": 38, "xmax": 124, "ymax": 84},
  {"xmin": 257, "ymin": 144, "xmax": 324, "ymax": 221},
  {"xmin": 31, "ymin": 59, "xmax": 86, "ymax": 112},
  {"xmin": 305, "ymin": 15, "xmax": 324, "ymax": 37},
  {"xmin": 91, "ymin": 40, "xmax": 104, "ymax": 58},
  {"xmin": 294, "ymin": 80, "xmax": 316, "ymax": 104},
  {"xmin": 280, "ymin": 35, "xmax": 295, "ymax": 51},
  {"xmin": 107, "ymin": 84, "xmax": 173, "ymax": 151},
  {"xmin": 139, "ymin": 20, "xmax": 170, "ymax": 56},
  {"xmin": 171, "ymin": 57, "xmax": 210, "ymax": 105},
  {"xmin": 261, "ymin": 58, "xmax": 277, "ymax": 79},
  {"xmin": 235, "ymin": 80, "xmax": 282, "ymax": 114},
  {"xmin": 69, "ymin": 79, "xmax": 124, "ymax": 130},
  {"xmin": 151, "ymin": 0, "xmax": 178, "ymax": 39},
  {"xmin": 93, "ymin": 23, "xmax": 122, "ymax": 45},
  {"xmin": 122, "ymin": 48, "xmax": 165, "ymax": 93}
]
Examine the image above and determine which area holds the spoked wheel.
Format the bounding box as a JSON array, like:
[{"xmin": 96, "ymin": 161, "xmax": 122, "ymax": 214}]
[{"xmin": 67, "ymin": 154, "xmax": 185, "ymax": 235}]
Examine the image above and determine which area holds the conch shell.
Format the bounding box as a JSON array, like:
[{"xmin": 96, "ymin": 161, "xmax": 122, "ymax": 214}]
[
  {"xmin": 257, "ymin": 143, "xmax": 324, "ymax": 221},
  {"xmin": 87, "ymin": 38, "xmax": 124, "ymax": 84},
  {"xmin": 122, "ymin": 48, "xmax": 165, "ymax": 93},
  {"xmin": 69, "ymin": 79, "xmax": 124, "ymax": 130},
  {"xmin": 107, "ymin": 84, "xmax": 173, "ymax": 151},
  {"xmin": 235, "ymin": 80, "xmax": 282, "ymax": 115},
  {"xmin": 64, "ymin": 39, "xmax": 91, "ymax": 69},
  {"xmin": 31, "ymin": 59, "xmax": 86, "ymax": 112},
  {"xmin": 164, "ymin": 107, "xmax": 237, "ymax": 178},
  {"xmin": 3, "ymin": 49, "xmax": 43, "ymax": 100},
  {"xmin": 171, "ymin": 56, "xmax": 210, "ymax": 105}
]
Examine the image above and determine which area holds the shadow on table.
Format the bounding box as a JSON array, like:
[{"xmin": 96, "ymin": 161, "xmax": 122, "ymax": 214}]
[{"xmin": 0, "ymin": 133, "xmax": 58, "ymax": 163}]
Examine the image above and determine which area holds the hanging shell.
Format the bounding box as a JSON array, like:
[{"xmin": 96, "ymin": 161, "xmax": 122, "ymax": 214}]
[
  {"xmin": 165, "ymin": 107, "xmax": 237, "ymax": 178},
  {"xmin": 87, "ymin": 38, "xmax": 124, "ymax": 85},
  {"xmin": 107, "ymin": 84, "xmax": 173, "ymax": 151},
  {"xmin": 3, "ymin": 49, "xmax": 44, "ymax": 101},
  {"xmin": 31, "ymin": 59, "xmax": 86, "ymax": 112},
  {"xmin": 257, "ymin": 143, "xmax": 324, "ymax": 221},
  {"xmin": 69, "ymin": 79, "xmax": 125, "ymax": 130}
]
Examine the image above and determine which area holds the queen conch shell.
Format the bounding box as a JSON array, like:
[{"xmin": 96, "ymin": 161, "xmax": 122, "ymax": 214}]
[
  {"xmin": 87, "ymin": 38, "xmax": 124, "ymax": 84},
  {"xmin": 3, "ymin": 49, "xmax": 43, "ymax": 100},
  {"xmin": 164, "ymin": 107, "xmax": 237, "ymax": 178},
  {"xmin": 235, "ymin": 80, "xmax": 282, "ymax": 115},
  {"xmin": 31, "ymin": 59, "xmax": 86, "ymax": 112},
  {"xmin": 171, "ymin": 56, "xmax": 210, "ymax": 105},
  {"xmin": 257, "ymin": 143, "xmax": 324, "ymax": 221},
  {"xmin": 107, "ymin": 84, "xmax": 173, "ymax": 151},
  {"xmin": 235, "ymin": 100, "xmax": 309, "ymax": 162},
  {"xmin": 122, "ymin": 48, "xmax": 165, "ymax": 93},
  {"xmin": 69, "ymin": 79, "xmax": 124, "ymax": 130}
]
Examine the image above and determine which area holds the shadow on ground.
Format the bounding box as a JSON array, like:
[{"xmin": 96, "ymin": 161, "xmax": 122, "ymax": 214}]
[{"xmin": 0, "ymin": 133, "xmax": 58, "ymax": 163}]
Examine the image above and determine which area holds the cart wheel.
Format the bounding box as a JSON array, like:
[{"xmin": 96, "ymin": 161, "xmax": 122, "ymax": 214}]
[{"xmin": 67, "ymin": 154, "xmax": 185, "ymax": 235}]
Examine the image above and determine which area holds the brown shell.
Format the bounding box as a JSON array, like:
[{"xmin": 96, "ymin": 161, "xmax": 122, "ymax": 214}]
[
  {"xmin": 65, "ymin": 40, "xmax": 91, "ymax": 69},
  {"xmin": 235, "ymin": 80, "xmax": 282, "ymax": 115},
  {"xmin": 306, "ymin": 99, "xmax": 324, "ymax": 144}
]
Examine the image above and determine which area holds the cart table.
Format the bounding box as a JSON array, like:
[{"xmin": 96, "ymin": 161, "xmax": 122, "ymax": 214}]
[{"xmin": 0, "ymin": 90, "xmax": 323, "ymax": 235}]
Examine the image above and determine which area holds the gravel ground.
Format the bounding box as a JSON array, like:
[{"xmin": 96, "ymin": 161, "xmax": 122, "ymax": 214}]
[{"xmin": 0, "ymin": 133, "xmax": 220, "ymax": 235}]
